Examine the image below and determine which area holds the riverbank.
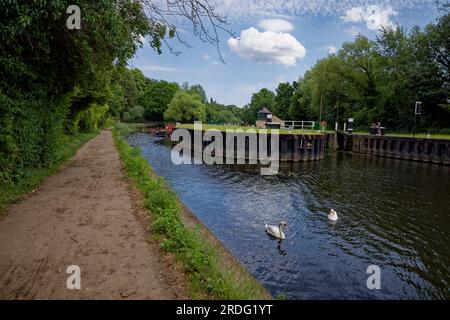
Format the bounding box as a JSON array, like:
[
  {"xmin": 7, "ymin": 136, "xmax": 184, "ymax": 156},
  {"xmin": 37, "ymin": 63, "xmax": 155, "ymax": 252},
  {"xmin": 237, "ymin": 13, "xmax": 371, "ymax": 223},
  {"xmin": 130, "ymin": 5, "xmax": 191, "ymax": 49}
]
[
  {"xmin": 114, "ymin": 123, "xmax": 271, "ymax": 299},
  {"xmin": 176, "ymin": 123, "xmax": 323, "ymax": 135},
  {"xmin": 0, "ymin": 132, "xmax": 99, "ymax": 214}
]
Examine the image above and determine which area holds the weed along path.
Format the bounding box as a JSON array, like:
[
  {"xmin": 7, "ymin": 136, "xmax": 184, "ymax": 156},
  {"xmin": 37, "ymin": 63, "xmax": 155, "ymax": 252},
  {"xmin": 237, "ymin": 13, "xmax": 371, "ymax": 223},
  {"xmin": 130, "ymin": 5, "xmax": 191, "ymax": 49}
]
[{"xmin": 0, "ymin": 130, "xmax": 187, "ymax": 299}]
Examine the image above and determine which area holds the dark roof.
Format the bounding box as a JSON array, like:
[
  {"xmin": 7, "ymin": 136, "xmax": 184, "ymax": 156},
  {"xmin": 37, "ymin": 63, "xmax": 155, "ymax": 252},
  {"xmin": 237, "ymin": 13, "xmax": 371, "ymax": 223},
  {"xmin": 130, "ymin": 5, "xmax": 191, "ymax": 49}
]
[{"xmin": 257, "ymin": 107, "xmax": 272, "ymax": 114}]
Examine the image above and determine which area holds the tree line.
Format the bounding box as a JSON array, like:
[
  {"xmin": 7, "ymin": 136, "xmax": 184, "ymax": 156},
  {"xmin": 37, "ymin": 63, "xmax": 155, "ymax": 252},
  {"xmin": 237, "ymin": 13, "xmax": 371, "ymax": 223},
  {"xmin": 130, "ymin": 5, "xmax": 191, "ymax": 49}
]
[
  {"xmin": 107, "ymin": 67, "xmax": 242, "ymax": 125},
  {"xmin": 0, "ymin": 0, "xmax": 229, "ymax": 183},
  {"xmin": 241, "ymin": 9, "xmax": 449, "ymax": 132},
  {"xmin": 127, "ymin": 0, "xmax": 450, "ymax": 134}
]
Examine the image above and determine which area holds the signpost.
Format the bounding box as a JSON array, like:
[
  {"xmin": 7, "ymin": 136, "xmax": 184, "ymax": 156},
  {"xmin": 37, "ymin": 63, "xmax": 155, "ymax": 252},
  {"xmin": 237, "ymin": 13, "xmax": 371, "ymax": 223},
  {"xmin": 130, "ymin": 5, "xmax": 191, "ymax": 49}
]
[
  {"xmin": 347, "ymin": 118, "xmax": 354, "ymax": 134},
  {"xmin": 413, "ymin": 101, "xmax": 422, "ymax": 138},
  {"xmin": 415, "ymin": 101, "xmax": 422, "ymax": 115}
]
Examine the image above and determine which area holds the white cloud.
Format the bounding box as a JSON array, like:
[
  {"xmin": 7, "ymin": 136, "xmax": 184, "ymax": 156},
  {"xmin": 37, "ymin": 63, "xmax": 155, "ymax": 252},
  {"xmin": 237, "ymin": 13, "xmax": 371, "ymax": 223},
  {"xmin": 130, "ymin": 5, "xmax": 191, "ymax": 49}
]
[
  {"xmin": 138, "ymin": 64, "xmax": 181, "ymax": 73},
  {"xmin": 366, "ymin": 5, "xmax": 397, "ymax": 29},
  {"xmin": 259, "ymin": 19, "xmax": 294, "ymax": 32},
  {"xmin": 228, "ymin": 27, "xmax": 306, "ymax": 66},
  {"xmin": 327, "ymin": 45, "xmax": 337, "ymax": 55},
  {"xmin": 341, "ymin": 7, "xmax": 365, "ymax": 22},
  {"xmin": 341, "ymin": 5, "xmax": 398, "ymax": 30},
  {"xmin": 202, "ymin": 54, "xmax": 210, "ymax": 60}
]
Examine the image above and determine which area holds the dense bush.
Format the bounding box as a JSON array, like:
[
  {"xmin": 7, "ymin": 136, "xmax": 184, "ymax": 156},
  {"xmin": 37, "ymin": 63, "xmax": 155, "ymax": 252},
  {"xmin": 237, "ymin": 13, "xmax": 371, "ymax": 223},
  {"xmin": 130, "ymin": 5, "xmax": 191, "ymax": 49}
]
[
  {"xmin": 164, "ymin": 91, "xmax": 207, "ymax": 122},
  {"xmin": 123, "ymin": 105, "xmax": 145, "ymax": 123},
  {"xmin": 70, "ymin": 103, "xmax": 109, "ymax": 134},
  {"xmin": 139, "ymin": 80, "xmax": 180, "ymax": 121},
  {"xmin": 0, "ymin": 90, "xmax": 69, "ymax": 182},
  {"xmin": 0, "ymin": 0, "xmax": 152, "ymax": 183}
]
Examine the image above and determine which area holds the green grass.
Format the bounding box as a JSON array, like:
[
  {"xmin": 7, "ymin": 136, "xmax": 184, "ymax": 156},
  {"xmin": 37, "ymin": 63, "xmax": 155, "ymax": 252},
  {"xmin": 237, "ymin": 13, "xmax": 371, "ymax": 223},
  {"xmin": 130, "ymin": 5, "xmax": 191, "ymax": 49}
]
[
  {"xmin": 0, "ymin": 131, "xmax": 99, "ymax": 214},
  {"xmin": 353, "ymin": 131, "xmax": 450, "ymax": 140},
  {"xmin": 176, "ymin": 123, "xmax": 324, "ymax": 135},
  {"xmin": 176, "ymin": 124, "xmax": 450, "ymax": 140},
  {"xmin": 113, "ymin": 123, "xmax": 270, "ymax": 300},
  {"xmin": 384, "ymin": 133, "xmax": 450, "ymax": 140}
]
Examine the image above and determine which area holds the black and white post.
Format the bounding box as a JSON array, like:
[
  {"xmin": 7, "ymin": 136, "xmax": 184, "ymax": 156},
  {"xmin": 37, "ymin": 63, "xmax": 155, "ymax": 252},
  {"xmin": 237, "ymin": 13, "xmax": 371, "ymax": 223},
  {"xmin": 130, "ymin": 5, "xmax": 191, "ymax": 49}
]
[{"xmin": 413, "ymin": 101, "xmax": 422, "ymax": 138}]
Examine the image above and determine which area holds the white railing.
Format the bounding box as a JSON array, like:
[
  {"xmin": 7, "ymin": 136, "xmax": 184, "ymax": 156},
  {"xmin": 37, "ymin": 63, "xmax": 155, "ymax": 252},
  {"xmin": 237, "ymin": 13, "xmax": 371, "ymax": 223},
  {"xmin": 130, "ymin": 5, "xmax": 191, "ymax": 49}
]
[{"xmin": 281, "ymin": 121, "xmax": 315, "ymax": 130}]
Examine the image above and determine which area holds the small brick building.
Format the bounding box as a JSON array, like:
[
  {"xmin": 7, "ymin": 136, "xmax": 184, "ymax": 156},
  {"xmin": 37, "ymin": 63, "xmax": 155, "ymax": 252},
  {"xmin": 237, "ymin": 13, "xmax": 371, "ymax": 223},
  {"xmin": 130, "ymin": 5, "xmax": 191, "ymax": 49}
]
[{"xmin": 256, "ymin": 108, "xmax": 282, "ymax": 129}]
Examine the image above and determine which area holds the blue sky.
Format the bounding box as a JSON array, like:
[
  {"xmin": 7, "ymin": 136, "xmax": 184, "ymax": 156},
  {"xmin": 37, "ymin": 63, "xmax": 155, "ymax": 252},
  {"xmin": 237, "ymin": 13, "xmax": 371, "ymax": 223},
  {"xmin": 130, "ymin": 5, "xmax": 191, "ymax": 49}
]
[{"xmin": 129, "ymin": 0, "xmax": 440, "ymax": 107}]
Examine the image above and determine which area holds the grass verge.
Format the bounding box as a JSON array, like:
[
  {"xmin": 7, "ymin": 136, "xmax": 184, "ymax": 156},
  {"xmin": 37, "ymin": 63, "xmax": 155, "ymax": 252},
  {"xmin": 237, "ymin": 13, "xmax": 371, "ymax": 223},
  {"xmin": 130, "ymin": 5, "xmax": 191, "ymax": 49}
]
[
  {"xmin": 113, "ymin": 123, "xmax": 271, "ymax": 300},
  {"xmin": 383, "ymin": 133, "xmax": 450, "ymax": 140},
  {"xmin": 353, "ymin": 131, "xmax": 450, "ymax": 140},
  {"xmin": 0, "ymin": 131, "xmax": 99, "ymax": 214},
  {"xmin": 176, "ymin": 123, "xmax": 323, "ymax": 135}
]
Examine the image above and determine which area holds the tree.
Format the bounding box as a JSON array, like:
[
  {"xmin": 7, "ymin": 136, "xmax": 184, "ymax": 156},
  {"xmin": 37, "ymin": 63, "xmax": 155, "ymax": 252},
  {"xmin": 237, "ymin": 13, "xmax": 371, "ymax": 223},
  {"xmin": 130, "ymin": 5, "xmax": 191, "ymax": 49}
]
[
  {"xmin": 123, "ymin": 105, "xmax": 145, "ymax": 123},
  {"xmin": 252, "ymin": 88, "xmax": 276, "ymax": 110},
  {"xmin": 0, "ymin": 0, "xmax": 152, "ymax": 180},
  {"xmin": 243, "ymin": 88, "xmax": 276, "ymax": 124},
  {"xmin": 139, "ymin": 81, "xmax": 180, "ymax": 121},
  {"xmin": 164, "ymin": 91, "xmax": 206, "ymax": 122},
  {"xmin": 289, "ymin": 84, "xmax": 309, "ymax": 121},
  {"xmin": 285, "ymin": 18, "xmax": 450, "ymax": 131},
  {"xmin": 206, "ymin": 102, "xmax": 240, "ymax": 124},
  {"xmin": 299, "ymin": 57, "xmax": 350, "ymax": 124},
  {"xmin": 107, "ymin": 82, "xmax": 127, "ymax": 118},
  {"xmin": 139, "ymin": 0, "xmax": 233, "ymax": 60},
  {"xmin": 274, "ymin": 82, "xmax": 295, "ymax": 120},
  {"xmin": 117, "ymin": 66, "xmax": 140, "ymax": 113},
  {"xmin": 418, "ymin": 13, "xmax": 450, "ymax": 119},
  {"xmin": 0, "ymin": 0, "xmax": 232, "ymax": 182},
  {"xmin": 181, "ymin": 81, "xmax": 190, "ymax": 91},
  {"xmin": 131, "ymin": 69, "xmax": 148, "ymax": 96},
  {"xmin": 189, "ymin": 84, "xmax": 208, "ymax": 103}
]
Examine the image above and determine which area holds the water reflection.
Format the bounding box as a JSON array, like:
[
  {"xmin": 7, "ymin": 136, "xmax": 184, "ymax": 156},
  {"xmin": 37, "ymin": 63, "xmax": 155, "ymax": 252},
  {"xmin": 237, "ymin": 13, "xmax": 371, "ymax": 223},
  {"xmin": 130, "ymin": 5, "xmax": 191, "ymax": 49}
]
[
  {"xmin": 276, "ymin": 240, "xmax": 287, "ymax": 256},
  {"xmin": 127, "ymin": 133, "xmax": 450, "ymax": 299}
]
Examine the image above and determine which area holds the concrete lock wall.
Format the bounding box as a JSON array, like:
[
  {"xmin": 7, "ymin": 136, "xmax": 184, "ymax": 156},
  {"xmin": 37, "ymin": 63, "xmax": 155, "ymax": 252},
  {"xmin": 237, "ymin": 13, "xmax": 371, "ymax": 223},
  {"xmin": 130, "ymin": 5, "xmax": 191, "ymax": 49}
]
[
  {"xmin": 278, "ymin": 134, "xmax": 326, "ymax": 161},
  {"xmin": 182, "ymin": 129, "xmax": 326, "ymax": 162},
  {"xmin": 350, "ymin": 134, "xmax": 450, "ymax": 165}
]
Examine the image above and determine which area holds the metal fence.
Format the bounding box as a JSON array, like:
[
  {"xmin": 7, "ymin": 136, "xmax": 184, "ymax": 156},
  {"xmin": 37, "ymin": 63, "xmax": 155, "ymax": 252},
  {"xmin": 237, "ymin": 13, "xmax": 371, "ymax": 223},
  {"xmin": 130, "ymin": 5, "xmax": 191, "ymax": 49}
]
[{"xmin": 281, "ymin": 121, "xmax": 316, "ymax": 130}]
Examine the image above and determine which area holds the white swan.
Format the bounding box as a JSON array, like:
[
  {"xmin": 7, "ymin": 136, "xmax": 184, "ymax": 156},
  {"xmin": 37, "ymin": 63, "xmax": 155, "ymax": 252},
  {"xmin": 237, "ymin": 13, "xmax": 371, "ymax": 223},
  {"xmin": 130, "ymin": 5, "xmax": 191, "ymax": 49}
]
[
  {"xmin": 265, "ymin": 221, "xmax": 288, "ymax": 240},
  {"xmin": 328, "ymin": 209, "xmax": 338, "ymax": 221}
]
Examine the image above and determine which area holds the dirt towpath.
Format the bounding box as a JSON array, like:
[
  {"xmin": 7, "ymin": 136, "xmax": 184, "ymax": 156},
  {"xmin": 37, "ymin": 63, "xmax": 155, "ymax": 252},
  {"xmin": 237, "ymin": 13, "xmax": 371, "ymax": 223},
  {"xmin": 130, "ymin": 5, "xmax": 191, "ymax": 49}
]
[{"xmin": 0, "ymin": 130, "xmax": 186, "ymax": 299}]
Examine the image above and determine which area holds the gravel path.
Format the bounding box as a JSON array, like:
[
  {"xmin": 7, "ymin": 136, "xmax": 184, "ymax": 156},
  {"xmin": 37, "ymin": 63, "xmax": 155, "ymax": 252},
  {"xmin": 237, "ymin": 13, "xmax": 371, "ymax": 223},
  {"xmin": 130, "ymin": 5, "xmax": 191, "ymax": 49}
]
[{"xmin": 0, "ymin": 130, "xmax": 186, "ymax": 299}]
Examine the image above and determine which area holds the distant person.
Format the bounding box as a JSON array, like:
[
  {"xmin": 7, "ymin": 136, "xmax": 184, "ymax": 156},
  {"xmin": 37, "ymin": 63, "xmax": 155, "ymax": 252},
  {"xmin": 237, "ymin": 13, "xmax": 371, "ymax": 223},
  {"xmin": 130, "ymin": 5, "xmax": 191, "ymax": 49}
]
[{"xmin": 375, "ymin": 122, "xmax": 381, "ymax": 136}]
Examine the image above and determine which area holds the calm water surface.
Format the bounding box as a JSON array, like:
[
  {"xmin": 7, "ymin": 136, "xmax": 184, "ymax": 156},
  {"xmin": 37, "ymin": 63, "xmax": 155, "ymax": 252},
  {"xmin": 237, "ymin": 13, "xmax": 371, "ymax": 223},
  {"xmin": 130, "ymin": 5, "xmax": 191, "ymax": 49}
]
[{"xmin": 127, "ymin": 133, "xmax": 450, "ymax": 299}]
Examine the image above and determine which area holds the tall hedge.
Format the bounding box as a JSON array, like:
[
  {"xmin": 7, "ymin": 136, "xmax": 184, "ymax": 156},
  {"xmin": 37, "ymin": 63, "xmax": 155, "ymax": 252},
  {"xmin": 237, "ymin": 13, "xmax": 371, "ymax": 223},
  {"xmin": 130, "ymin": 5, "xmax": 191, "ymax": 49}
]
[{"xmin": 0, "ymin": 1, "xmax": 152, "ymax": 183}]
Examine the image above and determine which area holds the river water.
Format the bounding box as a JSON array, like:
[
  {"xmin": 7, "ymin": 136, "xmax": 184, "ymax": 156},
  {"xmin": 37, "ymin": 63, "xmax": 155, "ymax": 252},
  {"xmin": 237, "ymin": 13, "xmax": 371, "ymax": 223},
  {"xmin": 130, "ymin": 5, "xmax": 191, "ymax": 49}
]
[{"xmin": 127, "ymin": 133, "xmax": 450, "ymax": 299}]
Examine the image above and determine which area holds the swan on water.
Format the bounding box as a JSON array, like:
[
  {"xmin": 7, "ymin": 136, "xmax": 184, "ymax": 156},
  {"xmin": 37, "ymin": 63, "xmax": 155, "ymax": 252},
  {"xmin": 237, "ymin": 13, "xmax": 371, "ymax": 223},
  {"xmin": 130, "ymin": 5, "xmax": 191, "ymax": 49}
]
[
  {"xmin": 328, "ymin": 209, "xmax": 338, "ymax": 221},
  {"xmin": 265, "ymin": 221, "xmax": 288, "ymax": 240}
]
